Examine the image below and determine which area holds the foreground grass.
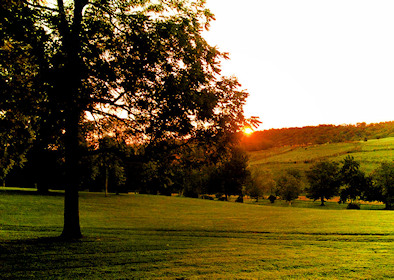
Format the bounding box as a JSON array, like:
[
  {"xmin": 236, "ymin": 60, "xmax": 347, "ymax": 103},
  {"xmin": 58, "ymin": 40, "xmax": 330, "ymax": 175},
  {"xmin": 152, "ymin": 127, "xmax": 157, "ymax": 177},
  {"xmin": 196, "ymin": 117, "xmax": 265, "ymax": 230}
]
[{"xmin": 0, "ymin": 191, "xmax": 393, "ymax": 279}]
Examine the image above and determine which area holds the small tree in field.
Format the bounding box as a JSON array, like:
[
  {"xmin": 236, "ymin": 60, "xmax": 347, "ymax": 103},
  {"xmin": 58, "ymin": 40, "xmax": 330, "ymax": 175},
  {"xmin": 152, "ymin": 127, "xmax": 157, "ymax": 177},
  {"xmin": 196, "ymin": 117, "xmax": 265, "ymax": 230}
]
[
  {"xmin": 367, "ymin": 162, "xmax": 394, "ymax": 210},
  {"xmin": 246, "ymin": 168, "xmax": 275, "ymax": 202},
  {"xmin": 306, "ymin": 160, "xmax": 341, "ymax": 206},
  {"xmin": 218, "ymin": 147, "xmax": 250, "ymax": 200},
  {"xmin": 339, "ymin": 156, "xmax": 370, "ymax": 205},
  {"xmin": 276, "ymin": 169, "xmax": 303, "ymax": 205}
]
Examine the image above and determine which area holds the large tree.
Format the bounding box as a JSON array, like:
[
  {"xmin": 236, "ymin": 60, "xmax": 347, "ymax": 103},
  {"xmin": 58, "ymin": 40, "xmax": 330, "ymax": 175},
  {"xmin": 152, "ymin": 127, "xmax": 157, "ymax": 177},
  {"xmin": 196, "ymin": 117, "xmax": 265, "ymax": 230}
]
[{"xmin": 1, "ymin": 0, "xmax": 253, "ymax": 238}]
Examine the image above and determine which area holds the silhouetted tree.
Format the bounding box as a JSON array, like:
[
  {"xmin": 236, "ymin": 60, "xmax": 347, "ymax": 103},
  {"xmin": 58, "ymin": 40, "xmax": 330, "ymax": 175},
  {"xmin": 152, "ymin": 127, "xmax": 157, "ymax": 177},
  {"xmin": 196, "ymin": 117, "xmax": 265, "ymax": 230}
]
[
  {"xmin": 209, "ymin": 146, "xmax": 250, "ymax": 200},
  {"xmin": 306, "ymin": 160, "xmax": 341, "ymax": 206},
  {"xmin": 339, "ymin": 156, "xmax": 371, "ymax": 205},
  {"xmin": 367, "ymin": 162, "xmax": 394, "ymax": 210},
  {"xmin": 88, "ymin": 137, "xmax": 127, "ymax": 195},
  {"xmin": 2, "ymin": 1, "xmax": 253, "ymax": 238}
]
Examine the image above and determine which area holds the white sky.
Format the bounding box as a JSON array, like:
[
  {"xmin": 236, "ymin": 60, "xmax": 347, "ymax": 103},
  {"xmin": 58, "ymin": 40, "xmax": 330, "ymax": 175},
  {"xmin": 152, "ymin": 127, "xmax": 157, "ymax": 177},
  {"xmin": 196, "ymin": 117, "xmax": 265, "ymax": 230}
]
[{"xmin": 203, "ymin": 0, "xmax": 394, "ymax": 129}]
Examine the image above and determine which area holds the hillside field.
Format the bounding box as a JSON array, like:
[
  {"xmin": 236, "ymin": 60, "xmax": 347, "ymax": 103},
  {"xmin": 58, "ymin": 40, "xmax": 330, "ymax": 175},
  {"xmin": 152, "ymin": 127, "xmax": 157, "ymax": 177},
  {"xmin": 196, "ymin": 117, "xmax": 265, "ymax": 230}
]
[
  {"xmin": 248, "ymin": 137, "xmax": 394, "ymax": 181},
  {"xmin": 0, "ymin": 191, "xmax": 393, "ymax": 279}
]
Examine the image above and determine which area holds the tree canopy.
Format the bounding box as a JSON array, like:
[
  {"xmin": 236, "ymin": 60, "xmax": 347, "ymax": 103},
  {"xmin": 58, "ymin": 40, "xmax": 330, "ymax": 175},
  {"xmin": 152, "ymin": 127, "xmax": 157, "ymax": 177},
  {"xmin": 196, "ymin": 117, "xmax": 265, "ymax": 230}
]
[
  {"xmin": 369, "ymin": 162, "xmax": 394, "ymax": 210},
  {"xmin": 305, "ymin": 160, "xmax": 341, "ymax": 206},
  {"xmin": 339, "ymin": 155, "xmax": 371, "ymax": 205},
  {"xmin": 276, "ymin": 168, "xmax": 303, "ymax": 205},
  {"xmin": 1, "ymin": 0, "xmax": 255, "ymax": 239}
]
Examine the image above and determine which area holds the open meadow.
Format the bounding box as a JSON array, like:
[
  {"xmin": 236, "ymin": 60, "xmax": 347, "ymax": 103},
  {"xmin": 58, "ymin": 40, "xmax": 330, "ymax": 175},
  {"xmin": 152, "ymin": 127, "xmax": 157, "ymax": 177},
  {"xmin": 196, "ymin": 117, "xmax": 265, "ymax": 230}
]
[{"xmin": 0, "ymin": 190, "xmax": 393, "ymax": 279}]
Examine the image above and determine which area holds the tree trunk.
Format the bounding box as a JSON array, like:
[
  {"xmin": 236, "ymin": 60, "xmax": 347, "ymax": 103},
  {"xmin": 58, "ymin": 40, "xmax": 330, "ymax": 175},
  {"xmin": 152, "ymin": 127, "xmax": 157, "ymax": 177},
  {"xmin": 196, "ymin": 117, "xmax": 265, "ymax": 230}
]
[
  {"xmin": 61, "ymin": 186, "xmax": 82, "ymax": 239},
  {"xmin": 61, "ymin": 111, "xmax": 82, "ymax": 239},
  {"xmin": 57, "ymin": 0, "xmax": 85, "ymax": 239},
  {"xmin": 320, "ymin": 197, "xmax": 325, "ymax": 206},
  {"xmin": 105, "ymin": 166, "xmax": 108, "ymax": 197}
]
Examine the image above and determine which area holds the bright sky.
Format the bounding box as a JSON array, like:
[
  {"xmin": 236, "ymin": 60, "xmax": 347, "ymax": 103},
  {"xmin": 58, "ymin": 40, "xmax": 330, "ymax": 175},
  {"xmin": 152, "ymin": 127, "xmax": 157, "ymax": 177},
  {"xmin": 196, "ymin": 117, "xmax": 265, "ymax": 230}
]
[{"xmin": 204, "ymin": 0, "xmax": 394, "ymax": 130}]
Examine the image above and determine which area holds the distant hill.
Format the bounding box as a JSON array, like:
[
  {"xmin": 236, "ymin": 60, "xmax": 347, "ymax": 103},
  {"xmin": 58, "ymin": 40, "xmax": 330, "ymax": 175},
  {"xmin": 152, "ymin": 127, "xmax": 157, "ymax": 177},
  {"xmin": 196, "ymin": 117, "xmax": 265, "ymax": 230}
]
[
  {"xmin": 248, "ymin": 137, "xmax": 394, "ymax": 181},
  {"xmin": 241, "ymin": 121, "xmax": 394, "ymax": 151}
]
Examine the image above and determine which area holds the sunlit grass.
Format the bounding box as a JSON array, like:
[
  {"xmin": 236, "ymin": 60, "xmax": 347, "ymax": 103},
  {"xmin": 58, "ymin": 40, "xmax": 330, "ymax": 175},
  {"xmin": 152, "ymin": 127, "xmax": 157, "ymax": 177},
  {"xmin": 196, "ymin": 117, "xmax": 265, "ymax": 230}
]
[
  {"xmin": 249, "ymin": 137, "xmax": 394, "ymax": 176},
  {"xmin": 1, "ymin": 191, "xmax": 393, "ymax": 279}
]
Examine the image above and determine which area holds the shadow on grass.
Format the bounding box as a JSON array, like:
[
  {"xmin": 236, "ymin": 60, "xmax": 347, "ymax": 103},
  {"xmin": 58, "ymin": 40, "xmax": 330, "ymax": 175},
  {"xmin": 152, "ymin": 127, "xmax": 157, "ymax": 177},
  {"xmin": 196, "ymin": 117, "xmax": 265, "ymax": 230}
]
[{"xmin": 0, "ymin": 189, "xmax": 65, "ymax": 196}]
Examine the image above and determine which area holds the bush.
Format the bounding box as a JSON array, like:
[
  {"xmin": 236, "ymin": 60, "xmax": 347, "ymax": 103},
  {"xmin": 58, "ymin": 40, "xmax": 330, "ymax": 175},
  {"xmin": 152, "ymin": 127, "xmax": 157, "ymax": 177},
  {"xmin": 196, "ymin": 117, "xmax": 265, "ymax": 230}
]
[
  {"xmin": 183, "ymin": 188, "xmax": 199, "ymax": 198},
  {"xmin": 347, "ymin": 202, "xmax": 360, "ymax": 209},
  {"xmin": 268, "ymin": 195, "xmax": 276, "ymax": 203},
  {"xmin": 235, "ymin": 195, "xmax": 243, "ymax": 203}
]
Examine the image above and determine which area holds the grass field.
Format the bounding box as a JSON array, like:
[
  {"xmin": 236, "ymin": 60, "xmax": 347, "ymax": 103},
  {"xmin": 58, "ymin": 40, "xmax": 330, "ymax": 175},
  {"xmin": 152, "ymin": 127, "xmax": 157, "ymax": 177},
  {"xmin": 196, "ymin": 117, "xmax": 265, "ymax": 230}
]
[
  {"xmin": 1, "ymin": 190, "xmax": 393, "ymax": 279},
  {"xmin": 248, "ymin": 137, "xmax": 394, "ymax": 179}
]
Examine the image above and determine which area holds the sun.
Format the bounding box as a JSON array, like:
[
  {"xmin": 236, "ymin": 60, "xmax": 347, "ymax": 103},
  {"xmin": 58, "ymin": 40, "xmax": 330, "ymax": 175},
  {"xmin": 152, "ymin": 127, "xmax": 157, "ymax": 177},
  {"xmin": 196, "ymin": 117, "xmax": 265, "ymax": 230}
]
[{"xmin": 243, "ymin": 127, "xmax": 254, "ymax": 135}]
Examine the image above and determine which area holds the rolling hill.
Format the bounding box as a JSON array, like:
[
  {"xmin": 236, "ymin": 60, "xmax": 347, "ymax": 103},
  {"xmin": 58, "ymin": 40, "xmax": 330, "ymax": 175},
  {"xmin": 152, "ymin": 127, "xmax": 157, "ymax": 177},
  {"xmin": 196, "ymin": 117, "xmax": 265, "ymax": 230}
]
[{"xmin": 248, "ymin": 137, "xmax": 394, "ymax": 179}]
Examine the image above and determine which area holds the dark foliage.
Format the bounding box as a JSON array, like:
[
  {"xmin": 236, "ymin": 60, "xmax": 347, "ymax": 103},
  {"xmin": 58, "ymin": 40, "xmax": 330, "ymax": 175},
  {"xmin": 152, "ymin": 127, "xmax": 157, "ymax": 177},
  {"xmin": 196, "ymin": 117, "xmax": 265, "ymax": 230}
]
[
  {"xmin": 339, "ymin": 156, "xmax": 371, "ymax": 204},
  {"xmin": 346, "ymin": 202, "xmax": 361, "ymax": 209},
  {"xmin": 268, "ymin": 194, "xmax": 277, "ymax": 203},
  {"xmin": 2, "ymin": 0, "xmax": 253, "ymax": 239},
  {"xmin": 276, "ymin": 169, "xmax": 303, "ymax": 204},
  {"xmin": 367, "ymin": 162, "xmax": 394, "ymax": 210},
  {"xmin": 306, "ymin": 160, "xmax": 341, "ymax": 206}
]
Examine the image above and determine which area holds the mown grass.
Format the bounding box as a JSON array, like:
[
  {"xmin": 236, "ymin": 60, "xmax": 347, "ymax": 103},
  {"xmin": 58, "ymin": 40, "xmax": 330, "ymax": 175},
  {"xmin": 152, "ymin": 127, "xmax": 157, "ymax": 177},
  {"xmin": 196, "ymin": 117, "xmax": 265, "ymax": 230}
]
[
  {"xmin": 248, "ymin": 137, "xmax": 394, "ymax": 177},
  {"xmin": 0, "ymin": 190, "xmax": 393, "ymax": 279}
]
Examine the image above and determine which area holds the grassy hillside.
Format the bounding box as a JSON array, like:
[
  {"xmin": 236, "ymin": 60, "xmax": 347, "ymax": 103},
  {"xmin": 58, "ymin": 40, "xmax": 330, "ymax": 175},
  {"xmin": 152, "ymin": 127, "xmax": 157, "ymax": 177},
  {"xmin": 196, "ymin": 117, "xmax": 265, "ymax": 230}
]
[
  {"xmin": 1, "ymin": 191, "xmax": 393, "ymax": 279},
  {"xmin": 248, "ymin": 137, "xmax": 394, "ymax": 180}
]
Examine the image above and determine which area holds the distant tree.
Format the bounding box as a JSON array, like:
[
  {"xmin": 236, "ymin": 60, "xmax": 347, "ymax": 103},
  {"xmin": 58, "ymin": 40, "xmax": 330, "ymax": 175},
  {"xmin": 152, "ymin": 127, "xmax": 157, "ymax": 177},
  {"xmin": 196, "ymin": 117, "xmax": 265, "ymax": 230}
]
[
  {"xmin": 339, "ymin": 156, "xmax": 371, "ymax": 205},
  {"xmin": 306, "ymin": 160, "xmax": 341, "ymax": 206},
  {"xmin": 89, "ymin": 137, "xmax": 127, "ymax": 196},
  {"xmin": 246, "ymin": 168, "xmax": 276, "ymax": 202},
  {"xmin": 276, "ymin": 169, "xmax": 303, "ymax": 205},
  {"xmin": 367, "ymin": 162, "xmax": 394, "ymax": 210},
  {"xmin": 0, "ymin": 112, "xmax": 35, "ymax": 186},
  {"xmin": 245, "ymin": 179, "xmax": 263, "ymax": 202},
  {"xmin": 211, "ymin": 146, "xmax": 250, "ymax": 200}
]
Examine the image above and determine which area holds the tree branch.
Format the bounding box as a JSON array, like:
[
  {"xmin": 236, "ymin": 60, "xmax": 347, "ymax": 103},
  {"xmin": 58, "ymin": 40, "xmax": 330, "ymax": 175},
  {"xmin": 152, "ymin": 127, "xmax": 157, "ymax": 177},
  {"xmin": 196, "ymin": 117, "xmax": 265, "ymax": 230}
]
[{"xmin": 23, "ymin": 0, "xmax": 59, "ymax": 13}]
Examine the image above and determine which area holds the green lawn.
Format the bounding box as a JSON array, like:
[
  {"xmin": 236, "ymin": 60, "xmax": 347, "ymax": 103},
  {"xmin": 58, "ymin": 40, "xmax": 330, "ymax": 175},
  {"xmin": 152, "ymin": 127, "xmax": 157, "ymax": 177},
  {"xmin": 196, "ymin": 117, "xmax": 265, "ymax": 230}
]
[{"xmin": 1, "ymin": 190, "xmax": 393, "ymax": 279}]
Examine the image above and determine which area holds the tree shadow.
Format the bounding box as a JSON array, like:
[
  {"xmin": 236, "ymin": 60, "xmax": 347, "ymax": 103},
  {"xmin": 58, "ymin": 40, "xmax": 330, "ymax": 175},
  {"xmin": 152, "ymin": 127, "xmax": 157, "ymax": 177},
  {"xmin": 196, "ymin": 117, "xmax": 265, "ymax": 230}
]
[{"xmin": 0, "ymin": 189, "xmax": 64, "ymax": 196}]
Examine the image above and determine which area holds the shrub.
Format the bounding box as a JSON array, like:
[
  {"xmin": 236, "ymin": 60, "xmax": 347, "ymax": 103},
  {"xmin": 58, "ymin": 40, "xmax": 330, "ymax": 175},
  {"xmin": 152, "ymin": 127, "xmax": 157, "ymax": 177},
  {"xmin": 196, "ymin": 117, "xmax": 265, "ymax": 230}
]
[
  {"xmin": 268, "ymin": 195, "xmax": 276, "ymax": 203},
  {"xmin": 183, "ymin": 188, "xmax": 199, "ymax": 198},
  {"xmin": 347, "ymin": 202, "xmax": 360, "ymax": 209}
]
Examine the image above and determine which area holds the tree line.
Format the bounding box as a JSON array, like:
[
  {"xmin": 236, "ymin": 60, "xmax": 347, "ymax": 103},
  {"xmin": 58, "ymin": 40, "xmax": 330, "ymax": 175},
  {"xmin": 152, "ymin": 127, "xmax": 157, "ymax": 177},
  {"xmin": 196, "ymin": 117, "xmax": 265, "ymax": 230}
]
[
  {"xmin": 5, "ymin": 133, "xmax": 251, "ymax": 200},
  {"xmin": 241, "ymin": 122, "xmax": 394, "ymax": 151}
]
